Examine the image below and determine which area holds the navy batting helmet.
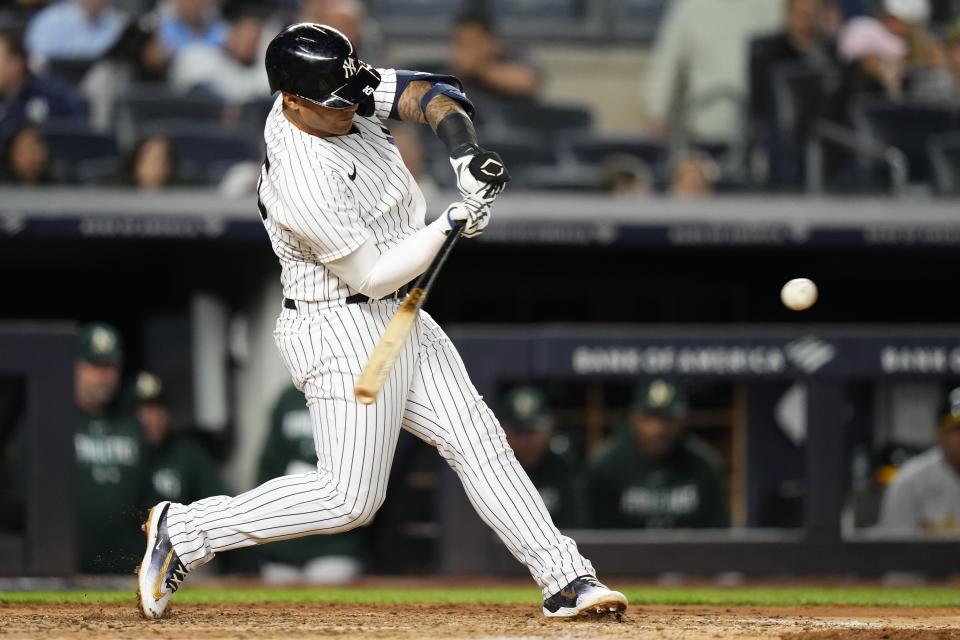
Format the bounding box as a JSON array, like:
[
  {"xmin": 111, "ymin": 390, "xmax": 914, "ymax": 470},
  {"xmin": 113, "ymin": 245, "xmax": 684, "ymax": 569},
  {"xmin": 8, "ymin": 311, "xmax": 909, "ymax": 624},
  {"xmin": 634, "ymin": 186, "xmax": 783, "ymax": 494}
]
[{"xmin": 265, "ymin": 23, "xmax": 381, "ymax": 116}]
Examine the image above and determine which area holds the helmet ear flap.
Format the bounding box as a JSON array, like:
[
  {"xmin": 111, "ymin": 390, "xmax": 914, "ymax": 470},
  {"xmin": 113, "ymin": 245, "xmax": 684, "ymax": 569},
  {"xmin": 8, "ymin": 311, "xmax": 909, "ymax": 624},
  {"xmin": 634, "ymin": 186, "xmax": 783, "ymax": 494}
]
[{"xmin": 356, "ymin": 95, "xmax": 376, "ymax": 117}]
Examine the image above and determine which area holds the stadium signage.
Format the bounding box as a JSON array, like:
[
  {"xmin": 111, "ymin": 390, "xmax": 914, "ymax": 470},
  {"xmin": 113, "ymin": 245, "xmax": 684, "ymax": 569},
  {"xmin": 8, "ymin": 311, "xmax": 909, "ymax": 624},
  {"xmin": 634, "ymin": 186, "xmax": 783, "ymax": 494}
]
[
  {"xmin": 880, "ymin": 346, "xmax": 960, "ymax": 374},
  {"xmin": 572, "ymin": 346, "xmax": 788, "ymax": 375}
]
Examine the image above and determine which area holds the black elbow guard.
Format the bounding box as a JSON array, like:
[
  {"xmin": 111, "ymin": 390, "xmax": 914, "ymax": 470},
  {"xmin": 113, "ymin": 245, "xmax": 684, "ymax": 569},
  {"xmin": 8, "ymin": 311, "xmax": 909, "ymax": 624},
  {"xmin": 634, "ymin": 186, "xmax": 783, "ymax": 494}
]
[{"xmin": 436, "ymin": 111, "xmax": 480, "ymax": 158}]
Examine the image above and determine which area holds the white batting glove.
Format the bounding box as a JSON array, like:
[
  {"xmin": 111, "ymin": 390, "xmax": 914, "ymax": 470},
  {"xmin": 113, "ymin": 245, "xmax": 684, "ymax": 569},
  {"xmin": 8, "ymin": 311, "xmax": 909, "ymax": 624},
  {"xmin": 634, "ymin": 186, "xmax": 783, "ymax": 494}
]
[
  {"xmin": 443, "ymin": 196, "xmax": 490, "ymax": 238},
  {"xmin": 449, "ymin": 144, "xmax": 511, "ymax": 206}
]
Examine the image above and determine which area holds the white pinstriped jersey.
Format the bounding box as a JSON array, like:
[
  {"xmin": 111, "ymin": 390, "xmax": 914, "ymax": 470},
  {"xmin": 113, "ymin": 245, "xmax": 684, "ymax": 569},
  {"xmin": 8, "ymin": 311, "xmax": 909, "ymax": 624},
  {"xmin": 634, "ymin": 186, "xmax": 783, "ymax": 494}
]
[{"xmin": 257, "ymin": 68, "xmax": 427, "ymax": 303}]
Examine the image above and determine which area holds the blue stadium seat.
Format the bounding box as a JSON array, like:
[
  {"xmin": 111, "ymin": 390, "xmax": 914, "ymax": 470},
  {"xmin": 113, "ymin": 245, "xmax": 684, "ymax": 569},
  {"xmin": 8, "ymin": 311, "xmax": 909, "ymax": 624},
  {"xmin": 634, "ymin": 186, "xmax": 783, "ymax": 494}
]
[
  {"xmin": 617, "ymin": 0, "xmax": 671, "ymax": 38},
  {"xmin": 853, "ymin": 100, "xmax": 960, "ymax": 184},
  {"xmin": 485, "ymin": 102, "xmax": 592, "ymax": 149},
  {"xmin": 377, "ymin": 0, "xmax": 458, "ymax": 21},
  {"xmin": 490, "ymin": 0, "xmax": 585, "ymax": 20},
  {"xmin": 116, "ymin": 84, "xmax": 224, "ymax": 143},
  {"xmin": 237, "ymin": 97, "xmax": 277, "ymax": 134},
  {"xmin": 41, "ymin": 123, "xmax": 119, "ymax": 184},
  {"xmin": 554, "ymin": 133, "xmax": 667, "ymax": 170},
  {"xmin": 143, "ymin": 122, "xmax": 260, "ymax": 186}
]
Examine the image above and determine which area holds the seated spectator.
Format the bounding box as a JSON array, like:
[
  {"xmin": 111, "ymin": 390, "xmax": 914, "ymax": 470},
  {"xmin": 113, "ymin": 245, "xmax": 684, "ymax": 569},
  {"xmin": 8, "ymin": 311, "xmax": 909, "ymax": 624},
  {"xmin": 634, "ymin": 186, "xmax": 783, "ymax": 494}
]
[
  {"xmin": 0, "ymin": 28, "xmax": 87, "ymax": 132},
  {"xmin": 1, "ymin": 123, "xmax": 53, "ymax": 185},
  {"xmin": 645, "ymin": 0, "xmax": 784, "ymax": 145},
  {"xmin": 670, "ymin": 150, "xmax": 719, "ymax": 198},
  {"xmin": 881, "ymin": 0, "xmax": 957, "ymax": 100},
  {"xmin": 25, "ymin": 0, "xmax": 126, "ymax": 62},
  {"xmin": 134, "ymin": 372, "xmax": 225, "ymax": 507},
  {"xmin": 880, "ymin": 0, "xmax": 938, "ymax": 69},
  {"xmin": 501, "ymin": 387, "xmax": 582, "ymax": 529},
  {"xmin": 877, "ymin": 386, "xmax": 960, "ymax": 536},
  {"xmin": 832, "ymin": 15, "xmax": 908, "ymax": 115},
  {"xmin": 123, "ymin": 134, "xmax": 179, "ymax": 190},
  {"xmin": 170, "ymin": 1, "xmax": 268, "ymax": 103},
  {"xmin": 450, "ymin": 9, "xmax": 540, "ymax": 106},
  {"xmin": 73, "ymin": 322, "xmax": 145, "ymax": 573},
  {"xmin": 585, "ymin": 380, "xmax": 729, "ymax": 529},
  {"xmin": 81, "ymin": 15, "xmax": 172, "ymax": 131},
  {"xmin": 600, "ymin": 154, "xmax": 653, "ymax": 197},
  {"xmin": 157, "ymin": 0, "xmax": 226, "ymax": 55},
  {"xmin": 257, "ymin": 385, "xmax": 365, "ymax": 584}
]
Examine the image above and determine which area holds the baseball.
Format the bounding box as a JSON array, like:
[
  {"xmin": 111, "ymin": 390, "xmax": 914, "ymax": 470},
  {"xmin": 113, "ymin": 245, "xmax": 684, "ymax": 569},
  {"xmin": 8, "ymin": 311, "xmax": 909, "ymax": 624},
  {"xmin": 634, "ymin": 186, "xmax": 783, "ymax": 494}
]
[{"xmin": 781, "ymin": 278, "xmax": 818, "ymax": 311}]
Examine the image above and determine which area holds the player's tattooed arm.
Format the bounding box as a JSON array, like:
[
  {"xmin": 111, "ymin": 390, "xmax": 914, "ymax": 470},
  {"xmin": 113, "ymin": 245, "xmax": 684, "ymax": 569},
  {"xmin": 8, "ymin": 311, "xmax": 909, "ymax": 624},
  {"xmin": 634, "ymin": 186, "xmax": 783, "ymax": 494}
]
[
  {"xmin": 396, "ymin": 80, "xmax": 430, "ymax": 124},
  {"xmin": 395, "ymin": 80, "xmax": 466, "ymax": 129}
]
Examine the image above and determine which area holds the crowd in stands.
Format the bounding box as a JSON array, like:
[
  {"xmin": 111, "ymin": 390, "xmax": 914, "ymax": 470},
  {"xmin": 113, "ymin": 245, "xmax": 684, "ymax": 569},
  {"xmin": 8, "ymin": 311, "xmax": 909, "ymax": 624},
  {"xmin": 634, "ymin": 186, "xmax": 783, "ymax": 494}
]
[{"xmin": 0, "ymin": 0, "xmax": 958, "ymax": 196}]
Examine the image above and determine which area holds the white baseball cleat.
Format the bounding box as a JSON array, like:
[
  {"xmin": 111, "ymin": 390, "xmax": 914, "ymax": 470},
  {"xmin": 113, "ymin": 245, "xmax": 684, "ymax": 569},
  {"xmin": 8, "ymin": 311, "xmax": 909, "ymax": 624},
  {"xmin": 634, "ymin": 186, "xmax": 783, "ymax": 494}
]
[
  {"xmin": 136, "ymin": 501, "xmax": 188, "ymax": 619},
  {"xmin": 542, "ymin": 576, "xmax": 628, "ymax": 618}
]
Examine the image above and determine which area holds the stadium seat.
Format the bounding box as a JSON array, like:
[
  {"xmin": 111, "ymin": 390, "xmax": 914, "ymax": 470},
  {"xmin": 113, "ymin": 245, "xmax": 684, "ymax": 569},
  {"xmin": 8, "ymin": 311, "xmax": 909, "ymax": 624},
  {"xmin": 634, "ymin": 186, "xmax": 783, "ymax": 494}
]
[
  {"xmin": 115, "ymin": 85, "xmax": 224, "ymax": 144},
  {"xmin": 43, "ymin": 58, "xmax": 96, "ymax": 85},
  {"xmin": 235, "ymin": 97, "xmax": 277, "ymax": 134},
  {"xmin": 378, "ymin": 0, "xmax": 456, "ymax": 18},
  {"xmin": 142, "ymin": 122, "xmax": 260, "ymax": 186},
  {"xmin": 482, "ymin": 101, "xmax": 593, "ymax": 154},
  {"xmin": 616, "ymin": 0, "xmax": 671, "ymax": 38},
  {"xmin": 490, "ymin": 0, "xmax": 585, "ymax": 20},
  {"xmin": 765, "ymin": 61, "xmax": 834, "ymax": 189},
  {"xmin": 928, "ymin": 132, "xmax": 960, "ymax": 196},
  {"xmin": 41, "ymin": 123, "xmax": 119, "ymax": 184},
  {"xmin": 518, "ymin": 165, "xmax": 607, "ymax": 192},
  {"xmin": 853, "ymin": 100, "xmax": 960, "ymax": 184},
  {"xmin": 554, "ymin": 133, "xmax": 667, "ymax": 170}
]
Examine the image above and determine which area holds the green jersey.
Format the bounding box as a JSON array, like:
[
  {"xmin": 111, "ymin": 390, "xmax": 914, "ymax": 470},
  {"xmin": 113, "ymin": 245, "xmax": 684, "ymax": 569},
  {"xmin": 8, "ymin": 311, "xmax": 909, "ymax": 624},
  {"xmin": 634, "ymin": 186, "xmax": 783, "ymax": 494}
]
[
  {"xmin": 586, "ymin": 428, "xmax": 729, "ymax": 529},
  {"xmin": 257, "ymin": 386, "xmax": 365, "ymax": 564},
  {"xmin": 524, "ymin": 450, "xmax": 583, "ymax": 529},
  {"xmin": 143, "ymin": 434, "xmax": 226, "ymax": 506},
  {"xmin": 74, "ymin": 407, "xmax": 145, "ymax": 573}
]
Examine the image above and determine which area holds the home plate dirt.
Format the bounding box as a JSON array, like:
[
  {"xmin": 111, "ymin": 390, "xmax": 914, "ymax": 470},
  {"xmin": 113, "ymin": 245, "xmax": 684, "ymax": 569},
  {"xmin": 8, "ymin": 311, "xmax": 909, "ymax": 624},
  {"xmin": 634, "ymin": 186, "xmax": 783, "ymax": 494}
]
[{"xmin": 1, "ymin": 603, "xmax": 958, "ymax": 639}]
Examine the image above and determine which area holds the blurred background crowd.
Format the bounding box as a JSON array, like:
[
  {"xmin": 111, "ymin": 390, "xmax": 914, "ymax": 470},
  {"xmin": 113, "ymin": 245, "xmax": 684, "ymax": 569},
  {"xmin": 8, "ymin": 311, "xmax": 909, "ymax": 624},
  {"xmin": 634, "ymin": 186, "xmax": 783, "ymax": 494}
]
[{"xmin": 1, "ymin": 0, "xmax": 959, "ymax": 196}]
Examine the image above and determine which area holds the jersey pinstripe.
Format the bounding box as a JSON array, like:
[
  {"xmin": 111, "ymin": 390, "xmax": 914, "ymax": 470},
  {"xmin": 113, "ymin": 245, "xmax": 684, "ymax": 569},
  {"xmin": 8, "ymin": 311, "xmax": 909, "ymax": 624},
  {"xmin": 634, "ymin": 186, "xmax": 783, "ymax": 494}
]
[{"xmin": 257, "ymin": 68, "xmax": 427, "ymax": 303}]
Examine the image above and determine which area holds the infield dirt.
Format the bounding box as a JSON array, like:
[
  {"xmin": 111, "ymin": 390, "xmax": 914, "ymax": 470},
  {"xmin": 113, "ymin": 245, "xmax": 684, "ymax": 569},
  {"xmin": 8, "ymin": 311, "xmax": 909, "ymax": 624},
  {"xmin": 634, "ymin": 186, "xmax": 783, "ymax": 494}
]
[{"xmin": 1, "ymin": 603, "xmax": 959, "ymax": 639}]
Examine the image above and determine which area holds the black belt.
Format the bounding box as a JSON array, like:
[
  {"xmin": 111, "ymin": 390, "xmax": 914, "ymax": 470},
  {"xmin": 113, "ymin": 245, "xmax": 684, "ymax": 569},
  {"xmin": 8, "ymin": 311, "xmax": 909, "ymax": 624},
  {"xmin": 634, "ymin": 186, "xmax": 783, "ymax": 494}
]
[{"xmin": 284, "ymin": 284, "xmax": 411, "ymax": 311}]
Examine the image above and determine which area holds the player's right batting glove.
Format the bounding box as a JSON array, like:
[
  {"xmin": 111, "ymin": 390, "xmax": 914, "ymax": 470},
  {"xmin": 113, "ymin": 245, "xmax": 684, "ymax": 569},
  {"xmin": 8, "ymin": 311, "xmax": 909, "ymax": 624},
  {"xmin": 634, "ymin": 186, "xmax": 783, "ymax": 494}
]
[
  {"xmin": 449, "ymin": 144, "xmax": 511, "ymax": 206},
  {"xmin": 444, "ymin": 195, "xmax": 490, "ymax": 238}
]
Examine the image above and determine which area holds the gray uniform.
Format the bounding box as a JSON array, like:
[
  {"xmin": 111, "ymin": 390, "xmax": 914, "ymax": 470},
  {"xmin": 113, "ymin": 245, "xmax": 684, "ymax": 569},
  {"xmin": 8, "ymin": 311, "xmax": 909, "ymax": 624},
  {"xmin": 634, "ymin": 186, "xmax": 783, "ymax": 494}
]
[{"xmin": 878, "ymin": 447, "xmax": 960, "ymax": 535}]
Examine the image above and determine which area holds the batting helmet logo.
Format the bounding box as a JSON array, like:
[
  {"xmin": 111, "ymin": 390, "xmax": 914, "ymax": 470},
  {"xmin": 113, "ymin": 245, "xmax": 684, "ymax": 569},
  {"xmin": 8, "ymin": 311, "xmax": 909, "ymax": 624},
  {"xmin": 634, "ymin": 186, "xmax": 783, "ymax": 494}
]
[{"xmin": 342, "ymin": 57, "xmax": 357, "ymax": 79}]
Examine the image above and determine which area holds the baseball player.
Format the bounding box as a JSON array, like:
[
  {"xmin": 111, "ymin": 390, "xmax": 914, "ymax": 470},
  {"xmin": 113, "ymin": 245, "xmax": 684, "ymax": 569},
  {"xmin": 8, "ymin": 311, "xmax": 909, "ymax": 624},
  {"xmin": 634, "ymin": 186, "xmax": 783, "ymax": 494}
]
[{"xmin": 137, "ymin": 23, "xmax": 626, "ymax": 620}]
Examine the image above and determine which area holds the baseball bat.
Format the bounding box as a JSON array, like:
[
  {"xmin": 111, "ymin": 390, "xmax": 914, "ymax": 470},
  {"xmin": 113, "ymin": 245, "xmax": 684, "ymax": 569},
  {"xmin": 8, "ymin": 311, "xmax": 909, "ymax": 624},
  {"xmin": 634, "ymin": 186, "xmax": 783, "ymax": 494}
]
[{"xmin": 354, "ymin": 220, "xmax": 466, "ymax": 404}]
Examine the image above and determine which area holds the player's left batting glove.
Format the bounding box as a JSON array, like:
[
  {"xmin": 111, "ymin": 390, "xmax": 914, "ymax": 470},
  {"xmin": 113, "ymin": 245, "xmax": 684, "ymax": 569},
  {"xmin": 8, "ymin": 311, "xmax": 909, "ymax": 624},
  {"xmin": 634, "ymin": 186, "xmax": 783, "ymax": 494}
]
[
  {"xmin": 449, "ymin": 144, "xmax": 511, "ymax": 206},
  {"xmin": 443, "ymin": 195, "xmax": 490, "ymax": 238}
]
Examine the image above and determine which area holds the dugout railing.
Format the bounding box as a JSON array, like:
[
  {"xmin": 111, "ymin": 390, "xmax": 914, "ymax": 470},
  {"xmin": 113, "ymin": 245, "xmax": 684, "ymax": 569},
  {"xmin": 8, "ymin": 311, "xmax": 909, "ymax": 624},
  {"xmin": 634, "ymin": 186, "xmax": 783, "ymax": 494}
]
[
  {"xmin": 0, "ymin": 323, "xmax": 76, "ymax": 576},
  {"xmin": 439, "ymin": 325, "xmax": 960, "ymax": 577}
]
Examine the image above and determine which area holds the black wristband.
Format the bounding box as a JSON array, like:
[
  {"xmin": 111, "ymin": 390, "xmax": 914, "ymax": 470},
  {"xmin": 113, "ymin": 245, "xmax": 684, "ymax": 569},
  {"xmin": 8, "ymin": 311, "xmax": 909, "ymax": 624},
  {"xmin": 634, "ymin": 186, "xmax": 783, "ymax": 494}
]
[{"xmin": 436, "ymin": 112, "xmax": 479, "ymax": 157}]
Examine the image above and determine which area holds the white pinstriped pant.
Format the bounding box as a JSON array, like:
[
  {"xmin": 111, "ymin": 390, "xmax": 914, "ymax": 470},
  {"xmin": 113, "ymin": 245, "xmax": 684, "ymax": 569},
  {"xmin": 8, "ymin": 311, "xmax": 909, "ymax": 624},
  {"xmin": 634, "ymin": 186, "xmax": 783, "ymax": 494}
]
[{"xmin": 166, "ymin": 300, "xmax": 594, "ymax": 596}]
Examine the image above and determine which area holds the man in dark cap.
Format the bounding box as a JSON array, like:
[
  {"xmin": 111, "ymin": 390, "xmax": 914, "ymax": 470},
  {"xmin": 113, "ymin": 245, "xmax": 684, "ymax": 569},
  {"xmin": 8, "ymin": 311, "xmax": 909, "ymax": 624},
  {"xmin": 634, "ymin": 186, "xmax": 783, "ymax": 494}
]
[
  {"xmin": 878, "ymin": 385, "xmax": 960, "ymax": 535},
  {"xmin": 501, "ymin": 386, "xmax": 582, "ymax": 529},
  {"xmin": 135, "ymin": 371, "xmax": 225, "ymax": 508},
  {"xmin": 585, "ymin": 379, "xmax": 729, "ymax": 529},
  {"xmin": 74, "ymin": 322, "xmax": 145, "ymax": 573}
]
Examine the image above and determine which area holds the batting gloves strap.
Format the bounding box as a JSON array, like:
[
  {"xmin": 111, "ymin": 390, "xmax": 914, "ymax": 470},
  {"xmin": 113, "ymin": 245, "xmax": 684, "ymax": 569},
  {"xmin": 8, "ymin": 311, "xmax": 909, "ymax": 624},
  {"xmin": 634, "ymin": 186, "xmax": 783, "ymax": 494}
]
[
  {"xmin": 449, "ymin": 144, "xmax": 511, "ymax": 205},
  {"xmin": 444, "ymin": 196, "xmax": 490, "ymax": 238}
]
